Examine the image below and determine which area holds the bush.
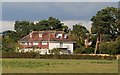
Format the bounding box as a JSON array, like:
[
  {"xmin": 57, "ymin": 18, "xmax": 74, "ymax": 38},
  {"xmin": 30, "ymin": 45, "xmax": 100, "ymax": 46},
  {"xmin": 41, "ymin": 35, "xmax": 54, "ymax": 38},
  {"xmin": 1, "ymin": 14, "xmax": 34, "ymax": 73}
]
[
  {"xmin": 99, "ymin": 36, "xmax": 120, "ymax": 55},
  {"xmin": 74, "ymin": 46, "xmax": 85, "ymax": 54},
  {"xmin": 2, "ymin": 52, "xmax": 36, "ymax": 58},
  {"xmin": 82, "ymin": 47, "xmax": 94, "ymax": 54},
  {"xmin": 51, "ymin": 48, "xmax": 61, "ymax": 55},
  {"xmin": 2, "ymin": 52, "xmax": 116, "ymax": 60},
  {"xmin": 99, "ymin": 42, "xmax": 110, "ymax": 54}
]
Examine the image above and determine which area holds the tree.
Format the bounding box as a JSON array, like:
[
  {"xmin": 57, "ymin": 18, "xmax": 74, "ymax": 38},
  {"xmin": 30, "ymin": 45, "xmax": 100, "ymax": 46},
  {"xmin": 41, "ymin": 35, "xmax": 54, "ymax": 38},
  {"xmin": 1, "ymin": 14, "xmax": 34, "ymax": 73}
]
[
  {"xmin": 73, "ymin": 46, "xmax": 85, "ymax": 54},
  {"xmin": 2, "ymin": 36, "xmax": 18, "ymax": 52},
  {"xmin": 91, "ymin": 7, "xmax": 120, "ymax": 54},
  {"xmin": 14, "ymin": 17, "xmax": 69, "ymax": 39},
  {"xmin": 82, "ymin": 47, "xmax": 94, "ymax": 54},
  {"xmin": 70, "ymin": 24, "xmax": 89, "ymax": 49},
  {"xmin": 99, "ymin": 36, "xmax": 120, "ymax": 55},
  {"xmin": 69, "ymin": 24, "xmax": 89, "ymax": 53},
  {"xmin": 62, "ymin": 25, "xmax": 70, "ymax": 33},
  {"xmin": 35, "ymin": 17, "xmax": 64, "ymax": 31},
  {"xmin": 14, "ymin": 21, "xmax": 32, "ymax": 38},
  {"xmin": 2, "ymin": 30, "xmax": 19, "ymax": 42},
  {"xmin": 91, "ymin": 7, "xmax": 120, "ymax": 39}
]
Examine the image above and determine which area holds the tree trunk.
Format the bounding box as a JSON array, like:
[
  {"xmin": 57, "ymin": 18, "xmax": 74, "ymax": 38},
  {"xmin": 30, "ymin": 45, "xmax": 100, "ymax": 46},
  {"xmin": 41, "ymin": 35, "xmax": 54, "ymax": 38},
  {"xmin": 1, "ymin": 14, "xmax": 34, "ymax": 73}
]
[
  {"xmin": 94, "ymin": 38, "xmax": 99, "ymax": 54},
  {"xmin": 99, "ymin": 33, "xmax": 103, "ymax": 54},
  {"xmin": 100, "ymin": 34, "xmax": 102, "ymax": 43}
]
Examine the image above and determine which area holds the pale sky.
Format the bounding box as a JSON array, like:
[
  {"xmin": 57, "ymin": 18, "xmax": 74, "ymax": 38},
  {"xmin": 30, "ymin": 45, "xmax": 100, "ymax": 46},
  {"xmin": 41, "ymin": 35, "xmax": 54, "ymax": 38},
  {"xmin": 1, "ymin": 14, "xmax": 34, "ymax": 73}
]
[{"xmin": 0, "ymin": 1, "xmax": 119, "ymax": 32}]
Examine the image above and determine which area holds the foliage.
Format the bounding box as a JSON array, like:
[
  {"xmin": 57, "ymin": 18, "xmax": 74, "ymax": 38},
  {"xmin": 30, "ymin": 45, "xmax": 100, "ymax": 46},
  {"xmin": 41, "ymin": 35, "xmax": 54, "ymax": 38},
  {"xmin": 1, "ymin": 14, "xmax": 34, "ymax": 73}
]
[
  {"xmin": 82, "ymin": 47, "xmax": 94, "ymax": 54},
  {"xmin": 91, "ymin": 7, "xmax": 120, "ymax": 54},
  {"xmin": 35, "ymin": 17, "xmax": 64, "ymax": 31},
  {"xmin": 2, "ymin": 36, "xmax": 18, "ymax": 52},
  {"xmin": 2, "ymin": 52, "xmax": 116, "ymax": 60},
  {"xmin": 73, "ymin": 46, "xmax": 85, "ymax": 54},
  {"xmin": 100, "ymin": 36, "xmax": 120, "ymax": 55},
  {"xmin": 99, "ymin": 42, "xmax": 110, "ymax": 54},
  {"xmin": 14, "ymin": 21, "xmax": 32, "ymax": 38},
  {"xmin": 70, "ymin": 24, "xmax": 90, "ymax": 54},
  {"xmin": 2, "ymin": 30, "xmax": 19, "ymax": 42},
  {"xmin": 91, "ymin": 7, "xmax": 120, "ymax": 40},
  {"xmin": 51, "ymin": 48, "xmax": 61, "ymax": 55},
  {"xmin": 71, "ymin": 24, "xmax": 89, "ymax": 40},
  {"xmin": 70, "ymin": 24, "xmax": 89, "ymax": 50}
]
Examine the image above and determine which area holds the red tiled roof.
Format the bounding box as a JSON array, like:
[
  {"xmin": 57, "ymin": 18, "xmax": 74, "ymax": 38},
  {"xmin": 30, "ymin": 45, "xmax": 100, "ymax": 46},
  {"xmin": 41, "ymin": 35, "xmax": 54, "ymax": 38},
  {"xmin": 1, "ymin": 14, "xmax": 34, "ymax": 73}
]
[{"xmin": 19, "ymin": 31, "xmax": 73, "ymax": 42}]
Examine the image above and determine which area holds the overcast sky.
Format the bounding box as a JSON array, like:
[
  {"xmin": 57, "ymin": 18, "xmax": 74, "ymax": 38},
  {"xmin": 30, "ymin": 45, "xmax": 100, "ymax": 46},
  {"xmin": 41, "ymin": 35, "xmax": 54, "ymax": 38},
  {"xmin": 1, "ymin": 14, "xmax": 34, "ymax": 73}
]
[{"xmin": 1, "ymin": 2, "xmax": 119, "ymax": 32}]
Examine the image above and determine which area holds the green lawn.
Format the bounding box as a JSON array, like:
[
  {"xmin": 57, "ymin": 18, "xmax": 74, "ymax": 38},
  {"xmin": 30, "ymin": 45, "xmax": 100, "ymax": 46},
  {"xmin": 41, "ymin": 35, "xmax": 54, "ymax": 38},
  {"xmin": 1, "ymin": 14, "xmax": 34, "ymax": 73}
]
[{"xmin": 2, "ymin": 58, "xmax": 118, "ymax": 73}]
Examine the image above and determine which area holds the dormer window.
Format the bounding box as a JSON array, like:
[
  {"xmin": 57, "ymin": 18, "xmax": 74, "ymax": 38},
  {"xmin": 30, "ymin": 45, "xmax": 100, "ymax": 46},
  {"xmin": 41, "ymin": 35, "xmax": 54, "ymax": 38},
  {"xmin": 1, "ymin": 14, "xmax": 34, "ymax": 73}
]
[
  {"xmin": 56, "ymin": 34, "xmax": 62, "ymax": 38},
  {"xmin": 64, "ymin": 34, "xmax": 68, "ymax": 39}
]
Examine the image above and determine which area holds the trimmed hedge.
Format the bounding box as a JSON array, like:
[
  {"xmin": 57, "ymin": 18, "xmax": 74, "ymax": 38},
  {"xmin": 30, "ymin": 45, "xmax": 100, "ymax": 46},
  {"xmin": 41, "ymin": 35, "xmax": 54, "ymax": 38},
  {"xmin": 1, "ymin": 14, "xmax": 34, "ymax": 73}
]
[{"xmin": 2, "ymin": 52, "xmax": 116, "ymax": 60}]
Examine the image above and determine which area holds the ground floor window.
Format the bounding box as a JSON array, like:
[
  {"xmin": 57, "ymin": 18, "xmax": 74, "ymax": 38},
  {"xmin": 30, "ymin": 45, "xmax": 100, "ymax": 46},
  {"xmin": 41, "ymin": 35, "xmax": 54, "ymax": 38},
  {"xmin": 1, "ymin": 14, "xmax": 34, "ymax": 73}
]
[{"xmin": 42, "ymin": 41, "xmax": 47, "ymax": 45}]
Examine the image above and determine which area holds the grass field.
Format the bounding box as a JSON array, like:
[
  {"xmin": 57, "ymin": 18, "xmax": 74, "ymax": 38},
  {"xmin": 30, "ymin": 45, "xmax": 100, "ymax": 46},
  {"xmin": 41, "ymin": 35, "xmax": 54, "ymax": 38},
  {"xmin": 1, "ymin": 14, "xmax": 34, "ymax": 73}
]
[{"xmin": 2, "ymin": 59, "xmax": 118, "ymax": 73}]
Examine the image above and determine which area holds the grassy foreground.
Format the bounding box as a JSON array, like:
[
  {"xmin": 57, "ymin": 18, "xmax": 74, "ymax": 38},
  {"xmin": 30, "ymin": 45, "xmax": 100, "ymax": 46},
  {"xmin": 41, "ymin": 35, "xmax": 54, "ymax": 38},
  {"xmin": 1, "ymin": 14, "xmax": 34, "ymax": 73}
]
[{"xmin": 2, "ymin": 58, "xmax": 118, "ymax": 73}]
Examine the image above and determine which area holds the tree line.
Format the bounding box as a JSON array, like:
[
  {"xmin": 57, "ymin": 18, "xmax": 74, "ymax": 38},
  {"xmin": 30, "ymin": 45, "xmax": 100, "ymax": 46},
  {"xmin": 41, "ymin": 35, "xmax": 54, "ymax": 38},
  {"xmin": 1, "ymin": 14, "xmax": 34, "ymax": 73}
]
[{"xmin": 2, "ymin": 7, "xmax": 120, "ymax": 55}]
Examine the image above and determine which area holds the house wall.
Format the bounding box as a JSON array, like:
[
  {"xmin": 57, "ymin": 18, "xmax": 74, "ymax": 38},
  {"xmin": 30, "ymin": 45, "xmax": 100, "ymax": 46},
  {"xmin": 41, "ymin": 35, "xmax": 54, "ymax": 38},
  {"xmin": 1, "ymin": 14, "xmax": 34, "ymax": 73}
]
[
  {"xmin": 49, "ymin": 42, "xmax": 73, "ymax": 54},
  {"xmin": 38, "ymin": 42, "xmax": 49, "ymax": 49},
  {"xmin": 49, "ymin": 42, "xmax": 60, "ymax": 49},
  {"xmin": 63, "ymin": 42, "xmax": 73, "ymax": 53},
  {"xmin": 19, "ymin": 41, "xmax": 73, "ymax": 54}
]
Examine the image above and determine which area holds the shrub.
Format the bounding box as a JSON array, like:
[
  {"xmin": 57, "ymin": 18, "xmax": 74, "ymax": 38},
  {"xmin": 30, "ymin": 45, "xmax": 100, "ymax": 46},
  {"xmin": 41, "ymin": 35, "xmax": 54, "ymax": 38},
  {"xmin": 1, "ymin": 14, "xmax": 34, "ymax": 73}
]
[
  {"xmin": 51, "ymin": 48, "xmax": 61, "ymax": 55},
  {"xmin": 74, "ymin": 46, "xmax": 85, "ymax": 54},
  {"xmin": 99, "ymin": 42, "xmax": 110, "ymax": 54},
  {"xmin": 2, "ymin": 52, "xmax": 116, "ymax": 60},
  {"xmin": 82, "ymin": 47, "xmax": 94, "ymax": 54}
]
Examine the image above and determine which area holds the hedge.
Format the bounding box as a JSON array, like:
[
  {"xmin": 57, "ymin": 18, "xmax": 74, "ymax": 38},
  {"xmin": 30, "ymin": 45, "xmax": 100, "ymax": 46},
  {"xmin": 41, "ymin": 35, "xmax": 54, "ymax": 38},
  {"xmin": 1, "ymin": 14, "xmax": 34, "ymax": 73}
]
[{"xmin": 2, "ymin": 52, "xmax": 116, "ymax": 60}]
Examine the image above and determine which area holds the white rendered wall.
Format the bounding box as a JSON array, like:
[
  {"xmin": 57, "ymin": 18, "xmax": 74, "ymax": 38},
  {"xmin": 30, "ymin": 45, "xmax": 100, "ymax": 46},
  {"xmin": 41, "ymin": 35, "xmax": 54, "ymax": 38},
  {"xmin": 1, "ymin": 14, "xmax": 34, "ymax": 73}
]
[
  {"xmin": 49, "ymin": 42, "xmax": 60, "ymax": 49},
  {"xmin": 63, "ymin": 42, "xmax": 73, "ymax": 53},
  {"xmin": 49, "ymin": 42, "xmax": 73, "ymax": 54}
]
